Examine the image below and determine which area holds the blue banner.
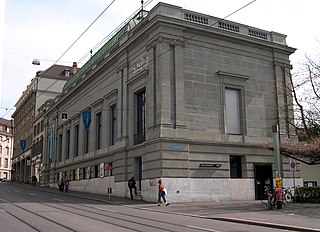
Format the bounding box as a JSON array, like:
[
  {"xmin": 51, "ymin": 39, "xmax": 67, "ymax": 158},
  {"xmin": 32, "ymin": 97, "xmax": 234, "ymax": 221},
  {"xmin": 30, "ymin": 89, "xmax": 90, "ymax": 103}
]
[
  {"xmin": 82, "ymin": 111, "xmax": 92, "ymax": 131},
  {"xmin": 20, "ymin": 139, "xmax": 26, "ymax": 151}
]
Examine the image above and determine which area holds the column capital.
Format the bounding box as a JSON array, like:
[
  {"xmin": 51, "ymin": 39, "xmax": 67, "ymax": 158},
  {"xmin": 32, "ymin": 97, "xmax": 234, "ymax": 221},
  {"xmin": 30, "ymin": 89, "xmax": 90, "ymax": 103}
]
[{"xmin": 146, "ymin": 36, "xmax": 185, "ymax": 51}]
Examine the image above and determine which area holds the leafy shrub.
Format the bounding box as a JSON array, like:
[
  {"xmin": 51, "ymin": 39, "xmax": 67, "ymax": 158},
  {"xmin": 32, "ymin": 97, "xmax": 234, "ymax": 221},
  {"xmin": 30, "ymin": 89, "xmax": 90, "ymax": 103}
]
[{"xmin": 295, "ymin": 186, "xmax": 320, "ymax": 203}]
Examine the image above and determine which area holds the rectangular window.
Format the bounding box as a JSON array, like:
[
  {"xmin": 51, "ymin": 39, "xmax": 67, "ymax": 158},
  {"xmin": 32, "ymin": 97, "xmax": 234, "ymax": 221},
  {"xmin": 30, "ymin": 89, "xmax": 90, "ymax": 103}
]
[
  {"xmin": 0, "ymin": 146, "xmax": 2, "ymax": 154},
  {"xmin": 230, "ymin": 155, "xmax": 242, "ymax": 178},
  {"xmin": 86, "ymin": 166, "xmax": 91, "ymax": 179},
  {"xmin": 71, "ymin": 170, "xmax": 75, "ymax": 181},
  {"xmin": 107, "ymin": 162, "xmax": 113, "ymax": 176},
  {"xmin": 225, "ymin": 88, "xmax": 241, "ymax": 134},
  {"xmin": 66, "ymin": 129, "xmax": 70, "ymax": 160},
  {"xmin": 94, "ymin": 165, "xmax": 99, "ymax": 178},
  {"xmin": 5, "ymin": 147, "xmax": 9, "ymax": 155},
  {"xmin": 134, "ymin": 89, "xmax": 146, "ymax": 144},
  {"xmin": 4, "ymin": 158, "xmax": 8, "ymax": 168},
  {"xmin": 303, "ymin": 181, "xmax": 317, "ymax": 187},
  {"xmin": 0, "ymin": 157, "xmax": 1, "ymax": 167},
  {"xmin": 95, "ymin": 112, "xmax": 102, "ymax": 149},
  {"xmin": 74, "ymin": 124, "xmax": 79, "ymax": 157},
  {"xmin": 37, "ymin": 123, "xmax": 40, "ymax": 135},
  {"xmin": 58, "ymin": 133, "xmax": 63, "ymax": 162},
  {"xmin": 110, "ymin": 104, "xmax": 117, "ymax": 145}
]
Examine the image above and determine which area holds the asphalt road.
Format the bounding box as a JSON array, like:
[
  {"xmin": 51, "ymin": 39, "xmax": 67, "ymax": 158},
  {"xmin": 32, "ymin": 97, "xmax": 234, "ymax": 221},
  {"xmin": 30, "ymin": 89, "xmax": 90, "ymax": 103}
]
[{"xmin": 0, "ymin": 183, "xmax": 294, "ymax": 232}]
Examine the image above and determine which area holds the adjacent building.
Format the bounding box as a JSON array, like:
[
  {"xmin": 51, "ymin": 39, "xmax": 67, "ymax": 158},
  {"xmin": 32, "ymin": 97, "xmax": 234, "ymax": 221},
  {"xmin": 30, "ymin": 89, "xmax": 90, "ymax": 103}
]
[
  {"xmin": 11, "ymin": 64, "xmax": 74, "ymax": 183},
  {"xmin": 38, "ymin": 3, "xmax": 299, "ymax": 202},
  {"xmin": 0, "ymin": 118, "xmax": 14, "ymax": 180},
  {"xmin": 301, "ymin": 163, "xmax": 320, "ymax": 187}
]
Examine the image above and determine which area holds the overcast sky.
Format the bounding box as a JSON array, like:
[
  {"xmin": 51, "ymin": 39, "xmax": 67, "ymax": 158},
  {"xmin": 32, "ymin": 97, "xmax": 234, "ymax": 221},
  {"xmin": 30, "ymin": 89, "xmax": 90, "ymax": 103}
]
[{"xmin": 1, "ymin": 0, "xmax": 319, "ymax": 120}]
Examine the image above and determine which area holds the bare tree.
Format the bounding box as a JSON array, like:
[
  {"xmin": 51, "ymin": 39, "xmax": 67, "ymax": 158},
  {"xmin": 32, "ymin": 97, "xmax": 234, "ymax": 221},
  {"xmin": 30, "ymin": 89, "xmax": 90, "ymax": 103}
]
[
  {"xmin": 291, "ymin": 53, "xmax": 320, "ymax": 141},
  {"xmin": 264, "ymin": 51, "xmax": 320, "ymax": 164}
]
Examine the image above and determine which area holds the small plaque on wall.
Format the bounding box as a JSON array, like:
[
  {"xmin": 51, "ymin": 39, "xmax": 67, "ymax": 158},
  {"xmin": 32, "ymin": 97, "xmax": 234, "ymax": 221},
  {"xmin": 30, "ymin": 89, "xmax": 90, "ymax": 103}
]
[
  {"xmin": 150, "ymin": 179, "xmax": 156, "ymax": 186},
  {"xmin": 199, "ymin": 163, "xmax": 222, "ymax": 168}
]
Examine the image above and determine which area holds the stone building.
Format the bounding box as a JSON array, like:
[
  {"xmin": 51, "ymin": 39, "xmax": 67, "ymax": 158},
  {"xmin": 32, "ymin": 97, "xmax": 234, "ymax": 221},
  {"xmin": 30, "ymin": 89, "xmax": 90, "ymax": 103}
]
[
  {"xmin": 11, "ymin": 64, "xmax": 74, "ymax": 183},
  {"xmin": 42, "ymin": 3, "xmax": 299, "ymax": 202},
  {"xmin": 0, "ymin": 118, "xmax": 14, "ymax": 180}
]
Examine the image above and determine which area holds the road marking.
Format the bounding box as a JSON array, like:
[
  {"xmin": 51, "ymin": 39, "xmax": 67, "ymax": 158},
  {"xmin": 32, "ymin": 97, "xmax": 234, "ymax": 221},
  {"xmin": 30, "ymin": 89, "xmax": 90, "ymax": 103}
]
[
  {"xmin": 29, "ymin": 193, "xmax": 37, "ymax": 196},
  {"xmin": 93, "ymin": 207, "xmax": 118, "ymax": 213},
  {"xmin": 14, "ymin": 190, "xmax": 20, "ymax": 192},
  {"xmin": 187, "ymin": 225, "xmax": 221, "ymax": 232},
  {"xmin": 52, "ymin": 198, "xmax": 64, "ymax": 202}
]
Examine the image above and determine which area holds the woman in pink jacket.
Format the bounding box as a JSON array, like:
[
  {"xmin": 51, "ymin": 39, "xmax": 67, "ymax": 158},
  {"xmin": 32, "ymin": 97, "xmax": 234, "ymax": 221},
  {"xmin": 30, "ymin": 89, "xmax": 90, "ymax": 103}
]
[{"xmin": 157, "ymin": 179, "xmax": 169, "ymax": 206}]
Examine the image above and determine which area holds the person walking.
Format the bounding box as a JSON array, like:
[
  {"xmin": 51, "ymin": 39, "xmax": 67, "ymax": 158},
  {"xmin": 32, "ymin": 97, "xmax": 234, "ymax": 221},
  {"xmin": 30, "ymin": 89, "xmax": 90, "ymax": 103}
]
[
  {"xmin": 64, "ymin": 176, "xmax": 70, "ymax": 192},
  {"xmin": 58, "ymin": 176, "xmax": 64, "ymax": 192},
  {"xmin": 157, "ymin": 179, "xmax": 169, "ymax": 206},
  {"xmin": 31, "ymin": 175, "xmax": 37, "ymax": 187},
  {"xmin": 128, "ymin": 176, "xmax": 138, "ymax": 200}
]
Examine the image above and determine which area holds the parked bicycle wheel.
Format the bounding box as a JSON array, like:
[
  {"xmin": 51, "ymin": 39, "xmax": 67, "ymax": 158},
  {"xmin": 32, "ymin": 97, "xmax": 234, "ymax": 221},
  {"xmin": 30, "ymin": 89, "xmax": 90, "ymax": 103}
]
[
  {"xmin": 283, "ymin": 191, "xmax": 293, "ymax": 203},
  {"xmin": 260, "ymin": 199, "xmax": 268, "ymax": 204}
]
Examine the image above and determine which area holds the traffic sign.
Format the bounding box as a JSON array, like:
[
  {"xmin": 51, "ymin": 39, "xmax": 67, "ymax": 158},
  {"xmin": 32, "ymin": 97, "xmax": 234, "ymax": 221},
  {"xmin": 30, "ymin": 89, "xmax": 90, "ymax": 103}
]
[{"xmin": 289, "ymin": 159, "xmax": 297, "ymax": 172}]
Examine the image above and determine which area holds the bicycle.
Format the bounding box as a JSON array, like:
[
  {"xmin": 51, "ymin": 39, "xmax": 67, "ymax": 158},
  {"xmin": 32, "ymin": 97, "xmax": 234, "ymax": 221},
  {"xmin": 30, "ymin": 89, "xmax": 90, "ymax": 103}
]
[
  {"xmin": 261, "ymin": 186, "xmax": 276, "ymax": 210},
  {"xmin": 282, "ymin": 187, "xmax": 293, "ymax": 204},
  {"xmin": 283, "ymin": 185, "xmax": 300, "ymax": 203}
]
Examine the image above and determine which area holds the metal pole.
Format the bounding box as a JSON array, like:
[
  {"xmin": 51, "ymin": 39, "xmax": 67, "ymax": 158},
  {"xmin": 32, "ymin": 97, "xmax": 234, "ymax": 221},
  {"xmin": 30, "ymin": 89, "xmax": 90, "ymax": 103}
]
[
  {"xmin": 272, "ymin": 125, "xmax": 283, "ymax": 209},
  {"xmin": 293, "ymin": 170, "xmax": 296, "ymax": 202},
  {"xmin": 108, "ymin": 171, "xmax": 111, "ymax": 200},
  {"xmin": 272, "ymin": 125, "xmax": 281, "ymax": 177}
]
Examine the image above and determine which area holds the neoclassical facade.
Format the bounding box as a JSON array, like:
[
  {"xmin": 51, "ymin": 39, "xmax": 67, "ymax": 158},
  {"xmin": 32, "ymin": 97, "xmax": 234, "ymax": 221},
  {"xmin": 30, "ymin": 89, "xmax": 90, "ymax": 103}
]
[{"xmin": 42, "ymin": 3, "xmax": 299, "ymax": 202}]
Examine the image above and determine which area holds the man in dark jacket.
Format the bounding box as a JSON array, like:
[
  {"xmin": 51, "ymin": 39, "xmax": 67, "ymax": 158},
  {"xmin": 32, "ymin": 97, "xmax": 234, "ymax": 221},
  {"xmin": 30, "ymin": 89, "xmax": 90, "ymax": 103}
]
[{"xmin": 128, "ymin": 176, "xmax": 138, "ymax": 200}]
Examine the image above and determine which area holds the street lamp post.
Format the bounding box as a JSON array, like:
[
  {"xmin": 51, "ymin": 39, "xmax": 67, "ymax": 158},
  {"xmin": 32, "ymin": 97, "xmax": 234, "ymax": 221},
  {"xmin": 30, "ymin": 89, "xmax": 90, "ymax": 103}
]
[{"xmin": 272, "ymin": 125, "xmax": 283, "ymax": 209}]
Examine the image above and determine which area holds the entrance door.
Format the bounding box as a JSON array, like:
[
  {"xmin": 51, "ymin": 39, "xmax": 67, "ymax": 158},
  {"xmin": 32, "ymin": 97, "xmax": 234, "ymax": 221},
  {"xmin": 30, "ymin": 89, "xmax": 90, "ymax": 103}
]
[
  {"xmin": 134, "ymin": 157, "xmax": 142, "ymax": 190},
  {"xmin": 254, "ymin": 164, "xmax": 273, "ymax": 200}
]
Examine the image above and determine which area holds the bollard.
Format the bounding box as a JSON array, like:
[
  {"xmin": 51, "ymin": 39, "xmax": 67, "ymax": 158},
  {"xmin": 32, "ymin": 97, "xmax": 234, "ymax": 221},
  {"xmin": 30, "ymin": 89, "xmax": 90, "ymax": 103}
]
[{"xmin": 276, "ymin": 177, "xmax": 283, "ymax": 209}]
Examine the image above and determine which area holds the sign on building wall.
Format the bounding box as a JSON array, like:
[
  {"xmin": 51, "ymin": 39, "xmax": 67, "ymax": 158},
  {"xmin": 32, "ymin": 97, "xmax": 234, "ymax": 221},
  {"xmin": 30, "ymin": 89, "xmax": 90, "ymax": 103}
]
[
  {"xmin": 100, "ymin": 163, "xmax": 104, "ymax": 178},
  {"xmin": 76, "ymin": 168, "xmax": 80, "ymax": 181},
  {"xmin": 132, "ymin": 55, "xmax": 149, "ymax": 75},
  {"xmin": 86, "ymin": 166, "xmax": 91, "ymax": 179}
]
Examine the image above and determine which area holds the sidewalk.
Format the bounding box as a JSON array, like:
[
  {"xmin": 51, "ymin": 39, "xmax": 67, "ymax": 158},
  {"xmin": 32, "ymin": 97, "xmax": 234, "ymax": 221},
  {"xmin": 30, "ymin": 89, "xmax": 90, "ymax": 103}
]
[{"xmin": 14, "ymin": 183, "xmax": 320, "ymax": 232}]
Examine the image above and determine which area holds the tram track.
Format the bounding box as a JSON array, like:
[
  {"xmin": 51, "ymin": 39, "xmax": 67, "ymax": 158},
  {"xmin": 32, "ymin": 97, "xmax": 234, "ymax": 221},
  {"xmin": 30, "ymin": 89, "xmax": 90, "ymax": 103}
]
[
  {"xmin": 0, "ymin": 204, "xmax": 74, "ymax": 232},
  {"xmin": 1, "ymin": 194, "xmax": 187, "ymax": 232}
]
